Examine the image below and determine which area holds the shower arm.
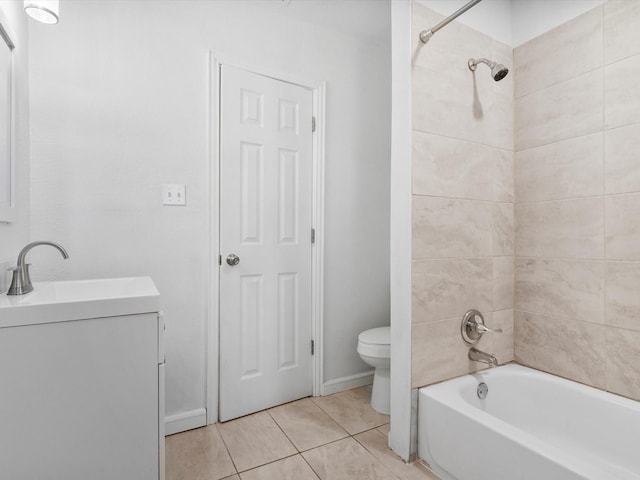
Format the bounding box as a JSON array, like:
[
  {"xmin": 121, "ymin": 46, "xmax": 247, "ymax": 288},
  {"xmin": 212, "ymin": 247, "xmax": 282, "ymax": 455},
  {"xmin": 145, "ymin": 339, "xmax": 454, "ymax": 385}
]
[
  {"xmin": 419, "ymin": 0, "xmax": 483, "ymax": 44},
  {"xmin": 468, "ymin": 58, "xmax": 496, "ymax": 71}
]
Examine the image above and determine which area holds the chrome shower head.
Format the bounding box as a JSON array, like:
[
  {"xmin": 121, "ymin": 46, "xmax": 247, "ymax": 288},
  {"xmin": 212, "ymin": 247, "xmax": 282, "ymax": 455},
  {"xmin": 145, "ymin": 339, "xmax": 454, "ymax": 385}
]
[
  {"xmin": 491, "ymin": 63, "xmax": 509, "ymax": 81},
  {"xmin": 468, "ymin": 58, "xmax": 509, "ymax": 81}
]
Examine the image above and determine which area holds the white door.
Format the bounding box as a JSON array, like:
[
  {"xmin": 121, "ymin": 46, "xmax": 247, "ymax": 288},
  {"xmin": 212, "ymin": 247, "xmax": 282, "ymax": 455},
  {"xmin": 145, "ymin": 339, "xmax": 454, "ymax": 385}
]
[{"xmin": 219, "ymin": 64, "xmax": 314, "ymax": 421}]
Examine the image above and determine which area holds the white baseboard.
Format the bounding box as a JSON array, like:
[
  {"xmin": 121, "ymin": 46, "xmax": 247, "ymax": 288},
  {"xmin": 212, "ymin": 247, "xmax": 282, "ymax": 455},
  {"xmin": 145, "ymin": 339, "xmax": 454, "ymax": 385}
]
[
  {"xmin": 165, "ymin": 408, "xmax": 207, "ymax": 436},
  {"xmin": 322, "ymin": 370, "xmax": 374, "ymax": 396}
]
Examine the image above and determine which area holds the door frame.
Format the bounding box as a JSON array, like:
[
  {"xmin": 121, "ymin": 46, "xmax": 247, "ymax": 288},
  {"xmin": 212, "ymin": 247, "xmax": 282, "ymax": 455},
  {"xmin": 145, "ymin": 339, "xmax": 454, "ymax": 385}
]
[{"xmin": 206, "ymin": 51, "xmax": 325, "ymax": 424}]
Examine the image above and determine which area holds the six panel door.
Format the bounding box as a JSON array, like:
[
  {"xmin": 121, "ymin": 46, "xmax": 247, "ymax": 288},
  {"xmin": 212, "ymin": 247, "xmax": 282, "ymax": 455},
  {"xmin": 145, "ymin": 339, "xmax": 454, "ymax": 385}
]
[{"xmin": 219, "ymin": 64, "xmax": 314, "ymax": 421}]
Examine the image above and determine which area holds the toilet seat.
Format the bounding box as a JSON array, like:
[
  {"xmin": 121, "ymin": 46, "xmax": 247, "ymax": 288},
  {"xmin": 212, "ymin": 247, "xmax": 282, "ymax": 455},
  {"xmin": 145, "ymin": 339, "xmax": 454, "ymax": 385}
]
[
  {"xmin": 357, "ymin": 327, "xmax": 390, "ymax": 359},
  {"xmin": 358, "ymin": 326, "xmax": 390, "ymax": 345}
]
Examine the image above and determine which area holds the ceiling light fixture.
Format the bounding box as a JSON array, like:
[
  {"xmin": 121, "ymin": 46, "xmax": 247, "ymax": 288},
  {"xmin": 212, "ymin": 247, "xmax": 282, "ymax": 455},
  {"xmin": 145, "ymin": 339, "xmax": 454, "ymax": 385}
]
[{"xmin": 24, "ymin": 0, "xmax": 59, "ymax": 25}]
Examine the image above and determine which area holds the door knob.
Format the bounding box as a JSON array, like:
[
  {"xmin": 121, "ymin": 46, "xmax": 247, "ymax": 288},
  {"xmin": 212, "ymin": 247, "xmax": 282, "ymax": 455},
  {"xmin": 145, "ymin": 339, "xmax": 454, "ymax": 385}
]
[{"xmin": 226, "ymin": 254, "xmax": 240, "ymax": 266}]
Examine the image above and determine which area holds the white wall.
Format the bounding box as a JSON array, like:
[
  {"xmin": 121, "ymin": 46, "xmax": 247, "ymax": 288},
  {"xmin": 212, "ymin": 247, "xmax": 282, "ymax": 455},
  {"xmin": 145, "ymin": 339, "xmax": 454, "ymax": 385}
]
[
  {"xmin": 28, "ymin": 0, "xmax": 390, "ymax": 425},
  {"xmin": 0, "ymin": 0, "xmax": 29, "ymax": 291},
  {"xmin": 512, "ymin": 0, "xmax": 604, "ymax": 46}
]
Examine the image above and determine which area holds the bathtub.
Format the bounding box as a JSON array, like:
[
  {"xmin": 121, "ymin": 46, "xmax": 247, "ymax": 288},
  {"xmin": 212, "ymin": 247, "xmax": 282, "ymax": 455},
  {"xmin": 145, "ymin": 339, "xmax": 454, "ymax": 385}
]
[{"xmin": 418, "ymin": 364, "xmax": 640, "ymax": 480}]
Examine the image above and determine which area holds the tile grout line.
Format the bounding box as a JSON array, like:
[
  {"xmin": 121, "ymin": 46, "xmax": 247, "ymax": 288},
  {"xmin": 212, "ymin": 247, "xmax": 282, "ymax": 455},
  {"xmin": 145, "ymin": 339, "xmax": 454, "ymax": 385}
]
[
  {"xmin": 513, "ymin": 255, "xmax": 606, "ymax": 261},
  {"xmin": 602, "ymin": 1, "xmax": 610, "ymax": 395},
  {"xmin": 514, "ymin": 62, "xmax": 602, "ymax": 101},
  {"xmin": 515, "ymin": 194, "xmax": 605, "ymax": 206},
  {"xmin": 298, "ymin": 451, "xmax": 322, "ymax": 480},
  {"xmin": 516, "ymin": 190, "xmax": 640, "ymax": 206},
  {"xmin": 187, "ymin": 390, "xmax": 392, "ymax": 479},
  {"xmin": 214, "ymin": 423, "xmax": 240, "ymax": 477},
  {"xmin": 279, "ymin": 397, "xmax": 350, "ymax": 442},
  {"xmin": 514, "ymin": 308, "xmax": 605, "ymax": 327},
  {"xmin": 411, "ymin": 128, "xmax": 514, "ymax": 153},
  {"xmin": 222, "ymin": 409, "xmax": 302, "ymax": 475},
  {"xmin": 352, "ymin": 428, "xmax": 419, "ymax": 480},
  {"xmin": 413, "ymin": 193, "xmax": 514, "ymax": 204},
  {"xmin": 412, "ymin": 255, "xmax": 513, "ymax": 261},
  {"xmin": 514, "ymin": 257, "xmax": 606, "ymax": 263},
  {"xmin": 235, "ymin": 452, "xmax": 302, "ymax": 476},
  {"xmin": 265, "ymin": 408, "xmax": 300, "ymax": 455},
  {"xmin": 264, "ymin": 397, "xmax": 385, "ymax": 479},
  {"xmin": 513, "ymin": 118, "xmax": 640, "ymax": 157},
  {"xmin": 514, "ymin": 130, "xmax": 601, "ymax": 154},
  {"xmin": 308, "ymin": 394, "xmax": 347, "ymax": 431}
]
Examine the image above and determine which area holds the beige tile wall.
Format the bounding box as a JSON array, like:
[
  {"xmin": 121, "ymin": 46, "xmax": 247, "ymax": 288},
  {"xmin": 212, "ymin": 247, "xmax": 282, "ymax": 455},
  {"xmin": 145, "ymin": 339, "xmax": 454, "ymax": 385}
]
[
  {"xmin": 514, "ymin": 1, "xmax": 640, "ymax": 401},
  {"xmin": 410, "ymin": 4, "xmax": 514, "ymax": 389}
]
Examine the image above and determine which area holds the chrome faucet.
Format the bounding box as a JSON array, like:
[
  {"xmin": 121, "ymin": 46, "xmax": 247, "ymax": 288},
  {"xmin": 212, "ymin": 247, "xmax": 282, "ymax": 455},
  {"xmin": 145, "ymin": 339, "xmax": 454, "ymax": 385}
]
[
  {"xmin": 468, "ymin": 347, "xmax": 499, "ymax": 367},
  {"xmin": 7, "ymin": 241, "xmax": 69, "ymax": 295}
]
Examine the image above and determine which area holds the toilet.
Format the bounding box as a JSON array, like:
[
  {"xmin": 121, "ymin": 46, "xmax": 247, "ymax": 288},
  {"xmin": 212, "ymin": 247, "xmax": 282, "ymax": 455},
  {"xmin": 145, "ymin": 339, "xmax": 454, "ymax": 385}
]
[{"xmin": 357, "ymin": 326, "xmax": 390, "ymax": 415}]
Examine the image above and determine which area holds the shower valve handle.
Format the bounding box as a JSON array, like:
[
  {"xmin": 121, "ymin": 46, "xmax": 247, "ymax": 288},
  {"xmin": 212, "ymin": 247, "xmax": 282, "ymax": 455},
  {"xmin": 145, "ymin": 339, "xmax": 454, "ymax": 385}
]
[
  {"xmin": 461, "ymin": 309, "xmax": 502, "ymax": 344},
  {"xmin": 474, "ymin": 323, "xmax": 503, "ymax": 334}
]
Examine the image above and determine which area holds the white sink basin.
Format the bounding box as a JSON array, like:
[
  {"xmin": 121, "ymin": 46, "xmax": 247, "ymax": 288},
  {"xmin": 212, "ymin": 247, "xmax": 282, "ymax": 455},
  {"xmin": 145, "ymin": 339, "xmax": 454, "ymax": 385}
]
[{"xmin": 0, "ymin": 277, "xmax": 160, "ymax": 328}]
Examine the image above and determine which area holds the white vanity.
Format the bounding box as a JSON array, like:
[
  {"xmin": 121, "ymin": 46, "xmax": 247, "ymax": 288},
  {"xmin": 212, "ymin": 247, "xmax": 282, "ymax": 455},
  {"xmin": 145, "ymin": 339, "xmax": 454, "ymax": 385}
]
[{"xmin": 0, "ymin": 277, "xmax": 165, "ymax": 480}]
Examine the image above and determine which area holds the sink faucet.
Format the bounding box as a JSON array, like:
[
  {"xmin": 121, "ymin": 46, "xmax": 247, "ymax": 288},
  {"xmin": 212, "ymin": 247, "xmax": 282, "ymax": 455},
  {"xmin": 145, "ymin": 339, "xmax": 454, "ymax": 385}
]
[
  {"xmin": 7, "ymin": 241, "xmax": 69, "ymax": 295},
  {"xmin": 468, "ymin": 347, "xmax": 499, "ymax": 367}
]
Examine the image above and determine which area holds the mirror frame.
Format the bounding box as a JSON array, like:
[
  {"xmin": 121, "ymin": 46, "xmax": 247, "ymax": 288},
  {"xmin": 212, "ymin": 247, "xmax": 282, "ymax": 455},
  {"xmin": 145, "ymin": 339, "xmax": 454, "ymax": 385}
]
[{"xmin": 0, "ymin": 18, "xmax": 15, "ymax": 223}]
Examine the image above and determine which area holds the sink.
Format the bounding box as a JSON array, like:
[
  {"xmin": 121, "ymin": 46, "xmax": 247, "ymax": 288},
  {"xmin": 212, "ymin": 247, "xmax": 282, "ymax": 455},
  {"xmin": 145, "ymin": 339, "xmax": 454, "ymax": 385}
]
[
  {"xmin": 26, "ymin": 277, "xmax": 157, "ymax": 303},
  {"xmin": 0, "ymin": 277, "xmax": 160, "ymax": 328}
]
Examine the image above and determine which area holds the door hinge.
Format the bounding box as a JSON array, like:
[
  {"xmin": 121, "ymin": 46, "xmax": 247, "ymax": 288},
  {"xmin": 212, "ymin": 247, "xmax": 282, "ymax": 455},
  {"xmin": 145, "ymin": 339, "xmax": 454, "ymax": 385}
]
[
  {"xmin": 218, "ymin": 255, "xmax": 222, "ymax": 266},
  {"xmin": 311, "ymin": 228, "xmax": 316, "ymax": 244},
  {"xmin": 312, "ymin": 116, "xmax": 316, "ymax": 132},
  {"xmin": 311, "ymin": 339, "xmax": 315, "ymax": 355}
]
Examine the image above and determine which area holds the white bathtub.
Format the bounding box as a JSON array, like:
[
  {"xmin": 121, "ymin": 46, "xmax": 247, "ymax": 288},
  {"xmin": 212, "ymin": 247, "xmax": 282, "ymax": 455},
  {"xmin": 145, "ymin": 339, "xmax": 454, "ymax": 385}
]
[{"xmin": 418, "ymin": 364, "xmax": 640, "ymax": 480}]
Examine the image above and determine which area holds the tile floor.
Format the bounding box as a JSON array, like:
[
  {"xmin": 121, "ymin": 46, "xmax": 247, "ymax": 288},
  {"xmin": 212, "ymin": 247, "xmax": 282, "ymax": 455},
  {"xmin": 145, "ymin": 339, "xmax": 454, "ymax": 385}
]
[{"xmin": 166, "ymin": 386, "xmax": 441, "ymax": 480}]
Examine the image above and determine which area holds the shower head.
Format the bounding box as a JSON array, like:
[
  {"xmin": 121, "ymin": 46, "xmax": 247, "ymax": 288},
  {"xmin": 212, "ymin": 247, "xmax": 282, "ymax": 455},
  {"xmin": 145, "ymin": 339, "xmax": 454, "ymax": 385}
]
[{"xmin": 468, "ymin": 58, "xmax": 509, "ymax": 81}]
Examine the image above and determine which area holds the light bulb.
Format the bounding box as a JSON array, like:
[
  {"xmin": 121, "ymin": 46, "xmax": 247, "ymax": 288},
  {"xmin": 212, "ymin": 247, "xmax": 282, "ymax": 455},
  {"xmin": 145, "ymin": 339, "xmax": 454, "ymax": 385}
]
[{"xmin": 24, "ymin": 0, "xmax": 59, "ymax": 25}]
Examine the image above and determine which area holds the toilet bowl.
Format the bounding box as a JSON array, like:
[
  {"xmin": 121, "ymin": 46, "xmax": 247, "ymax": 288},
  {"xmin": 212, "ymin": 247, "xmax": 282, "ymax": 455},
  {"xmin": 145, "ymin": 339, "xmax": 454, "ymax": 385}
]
[{"xmin": 357, "ymin": 326, "xmax": 390, "ymax": 415}]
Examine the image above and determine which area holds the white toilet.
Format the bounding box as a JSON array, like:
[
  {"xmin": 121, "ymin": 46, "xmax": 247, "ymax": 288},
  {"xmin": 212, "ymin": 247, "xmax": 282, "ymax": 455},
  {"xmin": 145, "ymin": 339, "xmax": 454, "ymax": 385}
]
[{"xmin": 357, "ymin": 326, "xmax": 390, "ymax": 415}]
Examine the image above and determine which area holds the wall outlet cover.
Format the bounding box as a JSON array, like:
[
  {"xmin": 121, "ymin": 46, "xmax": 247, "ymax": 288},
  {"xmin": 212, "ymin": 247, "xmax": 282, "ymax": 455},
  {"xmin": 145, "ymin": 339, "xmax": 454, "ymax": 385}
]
[{"xmin": 162, "ymin": 184, "xmax": 187, "ymax": 206}]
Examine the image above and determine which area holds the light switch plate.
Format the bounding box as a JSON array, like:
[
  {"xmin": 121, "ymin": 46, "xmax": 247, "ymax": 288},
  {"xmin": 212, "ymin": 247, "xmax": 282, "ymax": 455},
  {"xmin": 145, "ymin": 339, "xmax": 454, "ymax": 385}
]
[{"xmin": 162, "ymin": 184, "xmax": 186, "ymax": 206}]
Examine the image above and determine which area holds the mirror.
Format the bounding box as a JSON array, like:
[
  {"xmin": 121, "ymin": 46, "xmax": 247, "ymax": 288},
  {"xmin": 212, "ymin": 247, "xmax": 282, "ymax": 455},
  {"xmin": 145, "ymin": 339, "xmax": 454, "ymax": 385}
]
[{"xmin": 0, "ymin": 22, "xmax": 14, "ymax": 223}]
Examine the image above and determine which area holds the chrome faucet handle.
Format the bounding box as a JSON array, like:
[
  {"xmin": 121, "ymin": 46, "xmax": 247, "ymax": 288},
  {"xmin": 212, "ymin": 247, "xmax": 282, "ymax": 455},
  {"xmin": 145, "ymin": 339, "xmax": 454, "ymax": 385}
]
[{"xmin": 474, "ymin": 323, "xmax": 503, "ymax": 334}]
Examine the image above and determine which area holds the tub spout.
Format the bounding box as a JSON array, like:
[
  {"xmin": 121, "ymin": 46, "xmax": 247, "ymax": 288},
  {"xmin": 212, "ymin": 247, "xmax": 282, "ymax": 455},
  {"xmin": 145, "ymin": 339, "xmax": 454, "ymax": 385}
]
[{"xmin": 469, "ymin": 347, "xmax": 499, "ymax": 367}]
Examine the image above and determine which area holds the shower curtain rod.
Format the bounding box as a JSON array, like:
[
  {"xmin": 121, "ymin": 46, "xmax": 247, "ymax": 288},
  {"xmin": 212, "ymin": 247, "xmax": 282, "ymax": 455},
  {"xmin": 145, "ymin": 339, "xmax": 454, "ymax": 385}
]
[{"xmin": 419, "ymin": 0, "xmax": 483, "ymax": 43}]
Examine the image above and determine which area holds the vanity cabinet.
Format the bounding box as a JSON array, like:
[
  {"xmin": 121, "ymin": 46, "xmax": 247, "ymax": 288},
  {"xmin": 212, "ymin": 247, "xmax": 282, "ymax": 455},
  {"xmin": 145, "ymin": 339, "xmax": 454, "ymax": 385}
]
[{"xmin": 0, "ymin": 278, "xmax": 164, "ymax": 480}]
